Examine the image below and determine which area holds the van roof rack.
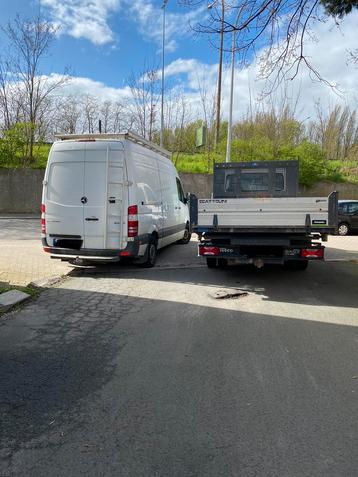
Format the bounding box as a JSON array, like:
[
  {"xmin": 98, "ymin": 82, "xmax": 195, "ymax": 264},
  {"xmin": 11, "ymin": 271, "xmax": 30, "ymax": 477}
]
[{"xmin": 54, "ymin": 131, "xmax": 171, "ymax": 158}]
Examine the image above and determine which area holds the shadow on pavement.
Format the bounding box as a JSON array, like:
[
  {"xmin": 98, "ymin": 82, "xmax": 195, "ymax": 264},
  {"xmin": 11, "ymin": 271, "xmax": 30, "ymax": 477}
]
[{"xmin": 1, "ymin": 284, "xmax": 358, "ymax": 476}]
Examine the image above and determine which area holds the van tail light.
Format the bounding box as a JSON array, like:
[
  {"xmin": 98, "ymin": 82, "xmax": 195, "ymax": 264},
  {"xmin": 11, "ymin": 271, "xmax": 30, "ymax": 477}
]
[
  {"xmin": 41, "ymin": 203, "xmax": 46, "ymax": 236},
  {"xmin": 300, "ymin": 248, "xmax": 324, "ymax": 259},
  {"xmin": 199, "ymin": 246, "xmax": 220, "ymax": 256},
  {"xmin": 128, "ymin": 205, "xmax": 138, "ymax": 237}
]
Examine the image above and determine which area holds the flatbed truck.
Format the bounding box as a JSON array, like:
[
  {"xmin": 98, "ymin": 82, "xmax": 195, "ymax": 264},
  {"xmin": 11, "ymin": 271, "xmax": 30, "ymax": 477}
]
[{"xmin": 190, "ymin": 160, "xmax": 338, "ymax": 270}]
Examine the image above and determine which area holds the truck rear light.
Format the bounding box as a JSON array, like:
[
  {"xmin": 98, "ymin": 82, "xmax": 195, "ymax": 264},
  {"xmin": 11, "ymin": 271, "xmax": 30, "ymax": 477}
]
[
  {"xmin": 120, "ymin": 251, "xmax": 131, "ymax": 257},
  {"xmin": 199, "ymin": 246, "xmax": 220, "ymax": 256},
  {"xmin": 128, "ymin": 205, "xmax": 138, "ymax": 237},
  {"xmin": 41, "ymin": 203, "xmax": 46, "ymax": 235},
  {"xmin": 43, "ymin": 246, "xmax": 50, "ymax": 253},
  {"xmin": 300, "ymin": 248, "xmax": 324, "ymax": 259}
]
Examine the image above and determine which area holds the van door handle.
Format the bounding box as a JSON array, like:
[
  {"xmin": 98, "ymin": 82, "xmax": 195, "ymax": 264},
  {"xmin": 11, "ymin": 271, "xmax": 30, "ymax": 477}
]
[
  {"xmin": 85, "ymin": 217, "xmax": 99, "ymax": 221},
  {"xmin": 175, "ymin": 206, "xmax": 181, "ymax": 210}
]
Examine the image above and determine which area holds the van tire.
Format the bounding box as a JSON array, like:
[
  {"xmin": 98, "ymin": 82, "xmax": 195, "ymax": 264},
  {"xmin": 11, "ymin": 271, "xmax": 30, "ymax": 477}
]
[
  {"xmin": 177, "ymin": 226, "xmax": 191, "ymax": 244},
  {"xmin": 141, "ymin": 237, "xmax": 157, "ymax": 268}
]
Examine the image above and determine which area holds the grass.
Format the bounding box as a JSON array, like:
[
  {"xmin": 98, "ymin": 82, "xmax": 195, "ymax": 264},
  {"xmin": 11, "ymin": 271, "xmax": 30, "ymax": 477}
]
[
  {"xmin": 174, "ymin": 153, "xmax": 358, "ymax": 184},
  {"xmin": 173, "ymin": 152, "xmax": 224, "ymax": 174},
  {"xmin": 0, "ymin": 143, "xmax": 50, "ymax": 169},
  {"xmin": 0, "ymin": 283, "xmax": 39, "ymax": 297},
  {"xmin": 0, "ymin": 283, "xmax": 40, "ymax": 316}
]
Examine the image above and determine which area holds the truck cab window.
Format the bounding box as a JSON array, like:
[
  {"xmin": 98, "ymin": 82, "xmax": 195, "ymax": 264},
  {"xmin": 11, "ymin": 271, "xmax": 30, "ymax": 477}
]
[
  {"xmin": 240, "ymin": 170, "xmax": 269, "ymax": 192},
  {"xmin": 348, "ymin": 202, "xmax": 358, "ymax": 214},
  {"xmin": 275, "ymin": 169, "xmax": 286, "ymax": 192},
  {"xmin": 225, "ymin": 174, "xmax": 237, "ymax": 193}
]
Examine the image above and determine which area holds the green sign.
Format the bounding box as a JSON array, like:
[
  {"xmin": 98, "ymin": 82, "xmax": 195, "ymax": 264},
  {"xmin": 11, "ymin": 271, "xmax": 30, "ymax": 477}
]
[{"xmin": 196, "ymin": 125, "xmax": 207, "ymax": 148}]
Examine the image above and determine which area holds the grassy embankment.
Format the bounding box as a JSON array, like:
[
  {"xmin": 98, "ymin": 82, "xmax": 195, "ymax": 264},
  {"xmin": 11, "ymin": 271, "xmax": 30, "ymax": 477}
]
[
  {"xmin": 1, "ymin": 143, "xmax": 358, "ymax": 185},
  {"xmin": 175, "ymin": 153, "xmax": 358, "ymax": 184}
]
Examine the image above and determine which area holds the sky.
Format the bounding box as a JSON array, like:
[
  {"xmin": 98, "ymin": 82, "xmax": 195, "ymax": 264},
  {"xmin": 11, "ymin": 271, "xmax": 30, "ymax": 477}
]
[{"xmin": 0, "ymin": 0, "xmax": 357, "ymax": 122}]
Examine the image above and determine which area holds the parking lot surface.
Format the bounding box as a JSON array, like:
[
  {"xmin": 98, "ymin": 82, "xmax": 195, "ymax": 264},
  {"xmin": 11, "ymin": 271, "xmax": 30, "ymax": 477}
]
[
  {"xmin": 0, "ymin": 218, "xmax": 357, "ymax": 286},
  {"xmin": 1, "ymin": 223, "xmax": 358, "ymax": 476},
  {"xmin": 0, "ymin": 219, "xmax": 72, "ymax": 286}
]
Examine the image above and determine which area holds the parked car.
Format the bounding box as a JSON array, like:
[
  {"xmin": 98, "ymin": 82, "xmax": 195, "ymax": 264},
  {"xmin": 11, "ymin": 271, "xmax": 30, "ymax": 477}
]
[
  {"xmin": 337, "ymin": 200, "xmax": 358, "ymax": 235},
  {"xmin": 41, "ymin": 132, "xmax": 191, "ymax": 267}
]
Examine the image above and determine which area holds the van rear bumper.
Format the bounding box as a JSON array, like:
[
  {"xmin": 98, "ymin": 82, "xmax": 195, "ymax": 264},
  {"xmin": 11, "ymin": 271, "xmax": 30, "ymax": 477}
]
[{"xmin": 42, "ymin": 239, "xmax": 140, "ymax": 262}]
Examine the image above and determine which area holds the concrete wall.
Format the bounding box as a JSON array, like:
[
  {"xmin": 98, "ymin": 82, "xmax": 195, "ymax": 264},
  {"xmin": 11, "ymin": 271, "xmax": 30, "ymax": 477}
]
[
  {"xmin": 0, "ymin": 169, "xmax": 45, "ymax": 214},
  {"xmin": 1, "ymin": 168, "xmax": 358, "ymax": 214}
]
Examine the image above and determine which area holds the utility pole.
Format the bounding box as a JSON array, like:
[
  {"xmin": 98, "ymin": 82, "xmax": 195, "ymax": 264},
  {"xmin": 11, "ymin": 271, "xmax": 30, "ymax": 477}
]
[
  {"xmin": 160, "ymin": 0, "xmax": 168, "ymax": 148},
  {"xmin": 225, "ymin": 28, "xmax": 235, "ymax": 163},
  {"xmin": 215, "ymin": 1, "xmax": 224, "ymax": 149},
  {"xmin": 208, "ymin": 1, "xmax": 225, "ymax": 150}
]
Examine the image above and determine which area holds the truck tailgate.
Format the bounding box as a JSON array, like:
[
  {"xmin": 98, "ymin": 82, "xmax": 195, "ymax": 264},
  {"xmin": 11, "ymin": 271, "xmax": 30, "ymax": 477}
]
[{"xmin": 195, "ymin": 194, "xmax": 337, "ymax": 233}]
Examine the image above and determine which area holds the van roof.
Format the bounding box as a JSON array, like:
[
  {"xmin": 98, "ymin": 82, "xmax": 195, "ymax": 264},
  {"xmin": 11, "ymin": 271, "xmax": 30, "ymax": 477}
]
[{"xmin": 54, "ymin": 131, "xmax": 171, "ymax": 159}]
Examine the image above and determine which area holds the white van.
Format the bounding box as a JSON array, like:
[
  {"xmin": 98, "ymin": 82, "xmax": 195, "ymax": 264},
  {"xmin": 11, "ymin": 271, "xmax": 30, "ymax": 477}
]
[{"xmin": 41, "ymin": 132, "xmax": 191, "ymax": 267}]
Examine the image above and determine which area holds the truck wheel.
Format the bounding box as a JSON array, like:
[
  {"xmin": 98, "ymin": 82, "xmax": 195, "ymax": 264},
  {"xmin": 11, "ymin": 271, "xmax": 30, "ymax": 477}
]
[
  {"xmin": 177, "ymin": 226, "xmax": 191, "ymax": 244},
  {"xmin": 218, "ymin": 258, "xmax": 228, "ymax": 268},
  {"xmin": 206, "ymin": 258, "xmax": 217, "ymax": 268},
  {"xmin": 284, "ymin": 260, "xmax": 308, "ymax": 271},
  {"xmin": 338, "ymin": 222, "xmax": 349, "ymax": 236},
  {"xmin": 141, "ymin": 237, "xmax": 157, "ymax": 268}
]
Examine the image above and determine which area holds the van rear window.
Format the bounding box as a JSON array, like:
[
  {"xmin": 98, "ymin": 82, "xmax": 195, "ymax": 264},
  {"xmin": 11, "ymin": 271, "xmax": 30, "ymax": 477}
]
[{"xmin": 47, "ymin": 162, "xmax": 83, "ymax": 205}]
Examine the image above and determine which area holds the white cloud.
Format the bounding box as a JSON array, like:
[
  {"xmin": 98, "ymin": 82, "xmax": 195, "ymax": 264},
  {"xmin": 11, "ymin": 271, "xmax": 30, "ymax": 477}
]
[
  {"xmin": 40, "ymin": 0, "xmax": 120, "ymax": 45},
  {"xmin": 56, "ymin": 75, "xmax": 132, "ymax": 102},
  {"xmin": 162, "ymin": 11, "xmax": 358, "ymax": 122},
  {"xmin": 39, "ymin": 10, "xmax": 358, "ymax": 128},
  {"xmin": 41, "ymin": 0, "xmax": 205, "ymax": 50},
  {"xmin": 125, "ymin": 0, "xmax": 206, "ymax": 52}
]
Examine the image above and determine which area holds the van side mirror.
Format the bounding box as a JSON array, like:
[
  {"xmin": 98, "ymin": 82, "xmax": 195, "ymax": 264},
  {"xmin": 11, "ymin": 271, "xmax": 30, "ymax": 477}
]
[{"xmin": 184, "ymin": 193, "xmax": 189, "ymax": 204}]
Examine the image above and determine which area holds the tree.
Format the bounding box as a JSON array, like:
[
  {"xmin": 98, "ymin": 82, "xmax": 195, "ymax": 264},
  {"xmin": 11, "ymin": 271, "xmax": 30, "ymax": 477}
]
[
  {"xmin": 183, "ymin": 0, "xmax": 358, "ymax": 92},
  {"xmin": 320, "ymin": 0, "xmax": 358, "ymax": 16},
  {"xmin": 0, "ymin": 15, "xmax": 68, "ymax": 159},
  {"xmin": 128, "ymin": 64, "xmax": 159, "ymax": 140}
]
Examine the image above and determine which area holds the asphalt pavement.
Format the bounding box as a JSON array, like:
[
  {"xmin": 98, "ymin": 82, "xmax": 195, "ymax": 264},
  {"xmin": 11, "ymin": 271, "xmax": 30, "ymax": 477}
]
[{"xmin": 1, "ymin": 228, "xmax": 358, "ymax": 476}]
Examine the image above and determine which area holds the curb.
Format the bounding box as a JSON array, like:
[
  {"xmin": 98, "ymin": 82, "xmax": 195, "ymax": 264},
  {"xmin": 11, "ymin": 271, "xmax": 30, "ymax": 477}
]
[{"xmin": 29, "ymin": 275, "xmax": 64, "ymax": 289}]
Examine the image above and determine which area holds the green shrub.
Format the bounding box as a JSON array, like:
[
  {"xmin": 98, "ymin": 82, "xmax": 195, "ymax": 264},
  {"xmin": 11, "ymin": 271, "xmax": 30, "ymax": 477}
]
[
  {"xmin": 293, "ymin": 141, "xmax": 326, "ymax": 187},
  {"xmin": 0, "ymin": 123, "xmax": 33, "ymax": 166}
]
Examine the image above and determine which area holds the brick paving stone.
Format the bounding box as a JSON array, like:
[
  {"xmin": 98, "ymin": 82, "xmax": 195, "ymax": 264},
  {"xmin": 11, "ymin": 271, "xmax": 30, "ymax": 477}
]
[{"xmin": 0, "ymin": 220, "xmax": 72, "ymax": 286}]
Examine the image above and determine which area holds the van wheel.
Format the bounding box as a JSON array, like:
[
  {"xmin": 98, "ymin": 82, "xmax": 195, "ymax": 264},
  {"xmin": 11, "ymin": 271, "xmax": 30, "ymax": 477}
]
[
  {"xmin": 338, "ymin": 222, "xmax": 349, "ymax": 236},
  {"xmin": 283, "ymin": 260, "xmax": 308, "ymax": 271},
  {"xmin": 206, "ymin": 258, "xmax": 217, "ymax": 268},
  {"xmin": 141, "ymin": 237, "xmax": 157, "ymax": 268},
  {"xmin": 177, "ymin": 226, "xmax": 191, "ymax": 244}
]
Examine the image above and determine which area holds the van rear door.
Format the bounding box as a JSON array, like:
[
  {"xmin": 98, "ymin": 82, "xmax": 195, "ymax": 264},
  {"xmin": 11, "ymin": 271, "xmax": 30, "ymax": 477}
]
[
  {"xmin": 45, "ymin": 143, "xmax": 85, "ymax": 245},
  {"xmin": 83, "ymin": 142, "xmax": 125, "ymax": 249},
  {"xmin": 45, "ymin": 141, "xmax": 124, "ymax": 251}
]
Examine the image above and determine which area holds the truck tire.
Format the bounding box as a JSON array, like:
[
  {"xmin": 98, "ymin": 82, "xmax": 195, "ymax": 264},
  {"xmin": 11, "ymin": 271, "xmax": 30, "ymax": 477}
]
[
  {"xmin": 206, "ymin": 258, "xmax": 217, "ymax": 268},
  {"xmin": 218, "ymin": 258, "xmax": 228, "ymax": 268},
  {"xmin": 177, "ymin": 225, "xmax": 191, "ymax": 244},
  {"xmin": 338, "ymin": 222, "xmax": 349, "ymax": 236},
  {"xmin": 284, "ymin": 260, "xmax": 308, "ymax": 271},
  {"xmin": 141, "ymin": 237, "xmax": 157, "ymax": 268}
]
